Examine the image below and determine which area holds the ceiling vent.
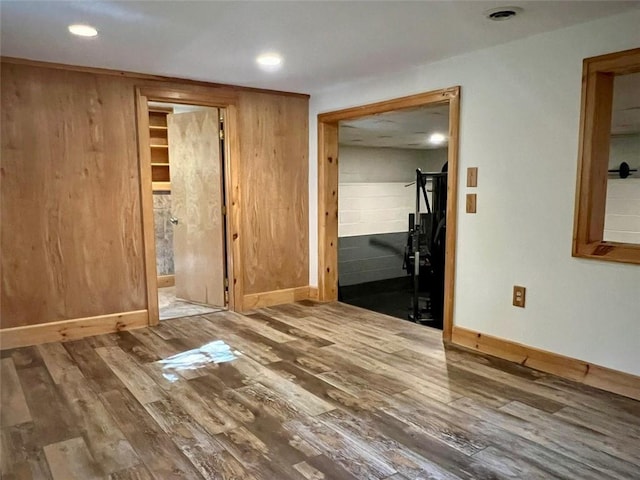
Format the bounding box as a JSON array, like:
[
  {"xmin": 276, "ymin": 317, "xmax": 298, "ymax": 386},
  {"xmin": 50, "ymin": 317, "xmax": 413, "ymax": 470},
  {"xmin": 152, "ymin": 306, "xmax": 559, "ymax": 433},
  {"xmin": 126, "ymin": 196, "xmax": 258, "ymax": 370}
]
[{"xmin": 485, "ymin": 6, "xmax": 523, "ymax": 21}]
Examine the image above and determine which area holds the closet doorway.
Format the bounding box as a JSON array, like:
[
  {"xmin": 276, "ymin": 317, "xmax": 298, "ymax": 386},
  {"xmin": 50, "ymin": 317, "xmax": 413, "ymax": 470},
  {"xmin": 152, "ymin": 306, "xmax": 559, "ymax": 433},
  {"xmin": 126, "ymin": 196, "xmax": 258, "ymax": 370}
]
[
  {"xmin": 317, "ymin": 87, "xmax": 461, "ymax": 340},
  {"xmin": 137, "ymin": 88, "xmax": 238, "ymax": 325}
]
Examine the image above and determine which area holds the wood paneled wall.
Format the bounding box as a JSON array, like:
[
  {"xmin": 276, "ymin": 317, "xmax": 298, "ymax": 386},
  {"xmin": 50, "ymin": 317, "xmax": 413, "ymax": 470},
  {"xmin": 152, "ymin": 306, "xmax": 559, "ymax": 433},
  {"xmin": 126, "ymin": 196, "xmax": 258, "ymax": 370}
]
[
  {"xmin": 1, "ymin": 64, "xmax": 146, "ymax": 328},
  {"xmin": 238, "ymin": 92, "xmax": 309, "ymax": 295},
  {"xmin": 0, "ymin": 60, "xmax": 309, "ymax": 335}
]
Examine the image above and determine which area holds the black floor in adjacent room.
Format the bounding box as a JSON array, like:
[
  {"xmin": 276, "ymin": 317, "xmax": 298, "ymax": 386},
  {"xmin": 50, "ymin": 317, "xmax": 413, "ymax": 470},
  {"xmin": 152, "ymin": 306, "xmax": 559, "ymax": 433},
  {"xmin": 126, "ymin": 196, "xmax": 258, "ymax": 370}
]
[{"xmin": 339, "ymin": 276, "xmax": 443, "ymax": 329}]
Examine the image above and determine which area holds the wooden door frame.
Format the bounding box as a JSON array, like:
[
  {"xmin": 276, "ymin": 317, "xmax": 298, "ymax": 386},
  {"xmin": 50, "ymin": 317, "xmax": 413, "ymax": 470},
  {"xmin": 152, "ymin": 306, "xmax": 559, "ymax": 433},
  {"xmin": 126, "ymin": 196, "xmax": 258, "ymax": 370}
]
[
  {"xmin": 135, "ymin": 86, "xmax": 242, "ymax": 326},
  {"xmin": 317, "ymin": 87, "xmax": 461, "ymax": 341}
]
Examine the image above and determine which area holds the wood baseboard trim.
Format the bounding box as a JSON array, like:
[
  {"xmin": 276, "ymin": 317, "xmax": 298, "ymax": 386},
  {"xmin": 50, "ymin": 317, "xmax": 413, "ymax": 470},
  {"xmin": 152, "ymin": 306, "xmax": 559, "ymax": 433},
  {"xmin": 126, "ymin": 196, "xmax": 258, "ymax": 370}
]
[
  {"xmin": 157, "ymin": 275, "xmax": 175, "ymax": 288},
  {"xmin": 451, "ymin": 326, "xmax": 640, "ymax": 401},
  {"xmin": 308, "ymin": 287, "xmax": 319, "ymax": 301},
  {"xmin": 0, "ymin": 310, "xmax": 149, "ymax": 350},
  {"xmin": 242, "ymin": 286, "xmax": 311, "ymax": 310}
]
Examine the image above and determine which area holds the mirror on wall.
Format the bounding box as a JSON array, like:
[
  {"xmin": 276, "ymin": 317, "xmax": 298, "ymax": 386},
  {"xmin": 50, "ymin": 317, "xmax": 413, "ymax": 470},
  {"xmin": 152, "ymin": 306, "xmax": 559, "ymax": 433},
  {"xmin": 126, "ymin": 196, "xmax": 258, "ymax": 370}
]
[
  {"xmin": 604, "ymin": 72, "xmax": 640, "ymax": 244},
  {"xmin": 573, "ymin": 48, "xmax": 640, "ymax": 265}
]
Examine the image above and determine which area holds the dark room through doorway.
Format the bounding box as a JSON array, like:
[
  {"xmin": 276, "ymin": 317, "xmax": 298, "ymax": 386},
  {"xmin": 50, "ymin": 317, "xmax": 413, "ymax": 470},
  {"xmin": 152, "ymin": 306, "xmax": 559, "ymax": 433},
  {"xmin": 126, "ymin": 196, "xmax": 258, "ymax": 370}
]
[{"xmin": 337, "ymin": 104, "xmax": 450, "ymax": 329}]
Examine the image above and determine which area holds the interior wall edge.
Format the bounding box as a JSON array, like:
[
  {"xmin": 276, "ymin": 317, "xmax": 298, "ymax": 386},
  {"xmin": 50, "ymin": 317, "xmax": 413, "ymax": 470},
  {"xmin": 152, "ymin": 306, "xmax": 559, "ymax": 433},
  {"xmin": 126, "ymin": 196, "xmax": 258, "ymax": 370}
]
[
  {"xmin": 0, "ymin": 56, "xmax": 310, "ymax": 99},
  {"xmin": 451, "ymin": 325, "xmax": 640, "ymax": 401},
  {"xmin": 0, "ymin": 310, "xmax": 148, "ymax": 350}
]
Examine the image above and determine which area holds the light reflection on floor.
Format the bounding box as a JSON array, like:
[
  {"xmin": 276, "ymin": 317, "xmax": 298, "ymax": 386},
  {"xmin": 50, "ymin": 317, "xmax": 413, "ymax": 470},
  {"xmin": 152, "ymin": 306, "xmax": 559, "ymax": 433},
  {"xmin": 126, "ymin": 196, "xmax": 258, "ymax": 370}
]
[{"xmin": 158, "ymin": 340, "xmax": 239, "ymax": 381}]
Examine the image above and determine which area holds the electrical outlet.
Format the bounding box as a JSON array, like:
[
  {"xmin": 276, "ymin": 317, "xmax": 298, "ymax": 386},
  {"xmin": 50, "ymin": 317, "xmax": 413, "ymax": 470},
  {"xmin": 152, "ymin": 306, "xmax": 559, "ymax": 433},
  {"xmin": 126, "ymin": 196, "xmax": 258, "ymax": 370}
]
[{"xmin": 513, "ymin": 286, "xmax": 526, "ymax": 308}]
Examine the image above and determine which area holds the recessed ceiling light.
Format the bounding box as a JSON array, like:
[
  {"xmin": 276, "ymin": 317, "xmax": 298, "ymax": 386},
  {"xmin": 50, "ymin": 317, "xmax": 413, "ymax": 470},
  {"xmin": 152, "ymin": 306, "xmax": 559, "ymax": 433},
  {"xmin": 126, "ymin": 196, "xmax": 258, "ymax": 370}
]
[
  {"xmin": 429, "ymin": 133, "xmax": 446, "ymax": 145},
  {"xmin": 484, "ymin": 6, "xmax": 523, "ymax": 21},
  {"xmin": 68, "ymin": 24, "xmax": 98, "ymax": 37},
  {"xmin": 256, "ymin": 53, "xmax": 283, "ymax": 71}
]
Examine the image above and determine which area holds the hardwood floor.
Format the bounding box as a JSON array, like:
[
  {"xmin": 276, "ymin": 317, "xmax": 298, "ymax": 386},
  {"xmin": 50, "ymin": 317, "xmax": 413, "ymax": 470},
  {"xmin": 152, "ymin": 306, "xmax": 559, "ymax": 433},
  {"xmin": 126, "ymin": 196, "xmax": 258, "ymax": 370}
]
[{"xmin": 1, "ymin": 301, "xmax": 640, "ymax": 479}]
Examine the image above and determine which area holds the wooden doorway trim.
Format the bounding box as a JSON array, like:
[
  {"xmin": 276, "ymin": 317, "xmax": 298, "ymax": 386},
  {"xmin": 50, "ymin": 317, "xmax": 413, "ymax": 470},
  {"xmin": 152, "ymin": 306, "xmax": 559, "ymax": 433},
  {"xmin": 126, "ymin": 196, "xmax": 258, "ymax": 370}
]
[
  {"xmin": 317, "ymin": 87, "xmax": 461, "ymax": 341},
  {"xmin": 135, "ymin": 86, "xmax": 242, "ymax": 326}
]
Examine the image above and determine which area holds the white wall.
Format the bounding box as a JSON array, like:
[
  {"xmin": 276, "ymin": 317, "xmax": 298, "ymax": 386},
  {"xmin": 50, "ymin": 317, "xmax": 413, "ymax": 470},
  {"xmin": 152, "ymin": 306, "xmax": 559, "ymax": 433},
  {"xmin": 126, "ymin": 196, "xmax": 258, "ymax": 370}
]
[
  {"xmin": 339, "ymin": 146, "xmax": 446, "ymax": 237},
  {"xmin": 339, "ymin": 145, "xmax": 447, "ymax": 182},
  {"xmin": 309, "ymin": 10, "xmax": 640, "ymax": 376}
]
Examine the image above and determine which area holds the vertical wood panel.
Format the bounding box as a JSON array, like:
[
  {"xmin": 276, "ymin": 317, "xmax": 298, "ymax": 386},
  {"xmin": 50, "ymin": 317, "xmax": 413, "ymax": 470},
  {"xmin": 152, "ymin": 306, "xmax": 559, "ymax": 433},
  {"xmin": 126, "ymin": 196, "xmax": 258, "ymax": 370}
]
[
  {"xmin": 224, "ymin": 105, "xmax": 244, "ymax": 311},
  {"xmin": 317, "ymin": 122, "xmax": 339, "ymax": 302},
  {"xmin": 238, "ymin": 92, "xmax": 309, "ymax": 296},
  {"xmin": 135, "ymin": 93, "xmax": 159, "ymax": 326},
  {"xmin": 443, "ymin": 90, "xmax": 461, "ymax": 342},
  {"xmin": 136, "ymin": 94, "xmax": 160, "ymax": 325},
  {"xmin": 1, "ymin": 64, "xmax": 146, "ymax": 328},
  {"xmin": 585, "ymin": 72, "xmax": 614, "ymax": 243}
]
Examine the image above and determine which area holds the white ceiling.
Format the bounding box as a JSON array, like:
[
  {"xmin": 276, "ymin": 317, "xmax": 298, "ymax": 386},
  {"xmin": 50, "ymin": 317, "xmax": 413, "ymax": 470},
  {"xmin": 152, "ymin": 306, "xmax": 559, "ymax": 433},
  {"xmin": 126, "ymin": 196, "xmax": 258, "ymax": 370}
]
[
  {"xmin": 2, "ymin": 1, "xmax": 639, "ymax": 94},
  {"xmin": 340, "ymin": 104, "xmax": 449, "ymax": 150},
  {"xmin": 342, "ymin": 69, "xmax": 640, "ymax": 149}
]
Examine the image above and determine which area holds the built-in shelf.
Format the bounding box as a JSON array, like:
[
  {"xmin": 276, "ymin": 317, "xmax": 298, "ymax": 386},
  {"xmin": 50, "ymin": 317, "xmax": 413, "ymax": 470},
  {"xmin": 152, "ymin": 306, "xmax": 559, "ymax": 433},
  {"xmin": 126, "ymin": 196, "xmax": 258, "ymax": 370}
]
[
  {"xmin": 149, "ymin": 108, "xmax": 171, "ymax": 190},
  {"xmin": 152, "ymin": 181, "xmax": 171, "ymax": 192}
]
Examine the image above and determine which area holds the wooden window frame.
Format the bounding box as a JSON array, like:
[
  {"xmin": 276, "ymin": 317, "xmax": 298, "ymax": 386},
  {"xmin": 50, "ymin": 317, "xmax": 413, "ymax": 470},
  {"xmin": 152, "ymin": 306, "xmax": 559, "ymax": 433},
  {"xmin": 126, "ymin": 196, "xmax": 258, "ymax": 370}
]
[
  {"xmin": 317, "ymin": 87, "xmax": 461, "ymax": 341},
  {"xmin": 573, "ymin": 48, "xmax": 640, "ymax": 264}
]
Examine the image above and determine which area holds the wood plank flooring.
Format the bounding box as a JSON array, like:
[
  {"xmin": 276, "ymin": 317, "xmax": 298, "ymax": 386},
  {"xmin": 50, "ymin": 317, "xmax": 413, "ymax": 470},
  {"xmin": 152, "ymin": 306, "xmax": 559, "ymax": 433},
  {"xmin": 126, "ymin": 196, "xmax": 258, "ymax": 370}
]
[{"xmin": 1, "ymin": 301, "xmax": 640, "ymax": 479}]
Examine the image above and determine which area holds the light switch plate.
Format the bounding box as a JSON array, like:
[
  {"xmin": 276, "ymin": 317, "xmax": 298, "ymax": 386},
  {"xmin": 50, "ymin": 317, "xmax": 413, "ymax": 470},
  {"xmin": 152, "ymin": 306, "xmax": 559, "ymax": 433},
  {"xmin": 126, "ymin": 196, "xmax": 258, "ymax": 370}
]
[
  {"xmin": 467, "ymin": 167, "xmax": 478, "ymax": 187},
  {"xmin": 466, "ymin": 194, "xmax": 477, "ymax": 214}
]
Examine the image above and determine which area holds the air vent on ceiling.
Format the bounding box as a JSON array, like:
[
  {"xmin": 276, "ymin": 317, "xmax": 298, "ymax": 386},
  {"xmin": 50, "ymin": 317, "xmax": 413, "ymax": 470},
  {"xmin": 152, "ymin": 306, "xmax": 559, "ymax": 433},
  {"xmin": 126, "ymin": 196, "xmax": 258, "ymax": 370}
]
[{"xmin": 485, "ymin": 6, "xmax": 523, "ymax": 21}]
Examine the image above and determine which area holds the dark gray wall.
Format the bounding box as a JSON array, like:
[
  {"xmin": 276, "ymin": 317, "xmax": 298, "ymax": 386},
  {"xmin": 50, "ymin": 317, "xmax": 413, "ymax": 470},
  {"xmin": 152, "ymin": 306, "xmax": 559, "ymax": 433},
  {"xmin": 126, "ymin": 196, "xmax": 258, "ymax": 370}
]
[{"xmin": 338, "ymin": 232, "xmax": 407, "ymax": 286}]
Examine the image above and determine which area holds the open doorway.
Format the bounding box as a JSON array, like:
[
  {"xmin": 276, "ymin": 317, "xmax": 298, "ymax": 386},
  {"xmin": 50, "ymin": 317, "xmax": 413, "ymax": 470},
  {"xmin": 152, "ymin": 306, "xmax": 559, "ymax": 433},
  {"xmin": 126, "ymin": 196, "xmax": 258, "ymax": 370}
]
[
  {"xmin": 317, "ymin": 87, "xmax": 460, "ymax": 340},
  {"xmin": 147, "ymin": 102, "xmax": 227, "ymax": 320},
  {"xmin": 141, "ymin": 99, "xmax": 230, "ymax": 321},
  {"xmin": 337, "ymin": 104, "xmax": 449, "ymax": 328}
]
